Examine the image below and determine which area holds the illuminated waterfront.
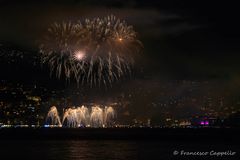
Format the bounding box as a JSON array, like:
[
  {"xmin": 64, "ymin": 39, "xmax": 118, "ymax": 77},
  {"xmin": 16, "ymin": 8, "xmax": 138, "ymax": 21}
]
[{"xmin": 0, "ymin": 0, "xmax": 240, "ymax": 159}]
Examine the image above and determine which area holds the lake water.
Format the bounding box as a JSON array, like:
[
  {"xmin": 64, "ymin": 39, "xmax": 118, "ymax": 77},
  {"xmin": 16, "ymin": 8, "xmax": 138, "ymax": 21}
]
[{"xmin": 0, "ymin": 140, "xmax": 239, "ymax": 160}]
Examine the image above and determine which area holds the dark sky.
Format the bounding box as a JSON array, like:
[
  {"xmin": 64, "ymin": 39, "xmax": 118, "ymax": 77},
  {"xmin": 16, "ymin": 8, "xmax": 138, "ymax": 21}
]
[
  {"xmin": 0, "ymin": 0, "xmax": 239, "ymax": 78},
  {"xmin": 0, "ymin": 0, "xmax": 240, "ymax": 121}
]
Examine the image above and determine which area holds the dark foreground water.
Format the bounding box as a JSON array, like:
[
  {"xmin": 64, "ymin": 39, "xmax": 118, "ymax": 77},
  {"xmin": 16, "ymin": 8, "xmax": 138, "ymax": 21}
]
[
  {"xmin": 0, "ymin": 128, "xmax": 240, "ymax": 159},
  {"xmin": 0, "ymin": 140, "xmax": 239, "ymax": 160}
]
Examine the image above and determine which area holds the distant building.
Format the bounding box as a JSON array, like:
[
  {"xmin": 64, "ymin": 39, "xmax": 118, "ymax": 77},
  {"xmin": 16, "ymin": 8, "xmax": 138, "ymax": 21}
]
[
  {"xmin": 147, "ymin": 119, "xmax": 151, "ymax": 127},
  {"xmin": 191, "ymin": 116, "xmax": 214, "ymax": 127},
  {"xmin": 179, "ymin": 120, "xmax": 191, "ymax": 127}
]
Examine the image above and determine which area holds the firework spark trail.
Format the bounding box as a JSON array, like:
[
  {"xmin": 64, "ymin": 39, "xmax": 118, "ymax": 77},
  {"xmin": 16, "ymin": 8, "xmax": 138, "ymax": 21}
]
[{"xmin": 39, "ymin": 15, "xmax": 143, "ymax": 87}]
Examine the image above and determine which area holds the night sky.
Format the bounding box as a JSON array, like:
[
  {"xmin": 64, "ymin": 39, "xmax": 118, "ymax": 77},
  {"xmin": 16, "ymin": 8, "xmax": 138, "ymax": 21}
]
[{"xmin": 0, "ymin": 0, "xmax": 240, "ymax": 122}]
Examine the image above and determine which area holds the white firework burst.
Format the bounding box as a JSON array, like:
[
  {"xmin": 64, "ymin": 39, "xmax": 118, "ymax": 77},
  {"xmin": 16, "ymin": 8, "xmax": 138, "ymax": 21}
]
[{"xmin": 39, "ymin": 15, "xmax": 143, "ymax": 87}]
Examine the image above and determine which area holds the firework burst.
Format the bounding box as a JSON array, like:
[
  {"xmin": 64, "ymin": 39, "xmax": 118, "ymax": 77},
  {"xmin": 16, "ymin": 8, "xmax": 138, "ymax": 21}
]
[{"xmin": 39, "ymin": 15, "xmax": 143, "ymax": 87}]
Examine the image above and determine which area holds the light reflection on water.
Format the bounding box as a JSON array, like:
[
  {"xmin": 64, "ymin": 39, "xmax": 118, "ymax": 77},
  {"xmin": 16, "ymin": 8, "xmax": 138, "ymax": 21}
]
[
  {"xmin": 0, "ymin": 140, "xmax": 139, "ymax": 160},
  {"xmin": 0, "ymin": 140, "xmax": 239, "ymax": 160}
]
